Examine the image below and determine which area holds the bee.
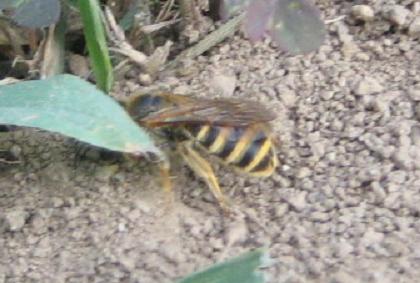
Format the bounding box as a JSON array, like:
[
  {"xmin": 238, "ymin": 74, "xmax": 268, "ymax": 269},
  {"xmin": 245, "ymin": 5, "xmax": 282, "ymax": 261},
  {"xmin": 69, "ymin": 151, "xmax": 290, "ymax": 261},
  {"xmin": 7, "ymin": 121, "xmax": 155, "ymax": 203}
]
[{"xmin": 125, "ymin": 92, "xmax": 279, "ymax": 211}]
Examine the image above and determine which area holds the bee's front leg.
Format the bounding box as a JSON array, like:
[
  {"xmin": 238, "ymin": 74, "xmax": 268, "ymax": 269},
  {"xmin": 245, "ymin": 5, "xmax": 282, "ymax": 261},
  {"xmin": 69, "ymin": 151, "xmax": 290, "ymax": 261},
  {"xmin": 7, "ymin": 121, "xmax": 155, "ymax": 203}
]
[{"xmin": 177, "ymin": 141, "xmax": 231, "ymax": 213}]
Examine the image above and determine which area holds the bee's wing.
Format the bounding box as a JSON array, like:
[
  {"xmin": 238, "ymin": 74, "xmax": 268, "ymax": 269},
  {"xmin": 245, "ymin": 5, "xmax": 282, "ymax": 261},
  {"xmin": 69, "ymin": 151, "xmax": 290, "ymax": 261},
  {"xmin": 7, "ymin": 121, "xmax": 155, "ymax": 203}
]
[{"xmin": 140, "ymin": 97, "xmax": 276, "ymax": 127}]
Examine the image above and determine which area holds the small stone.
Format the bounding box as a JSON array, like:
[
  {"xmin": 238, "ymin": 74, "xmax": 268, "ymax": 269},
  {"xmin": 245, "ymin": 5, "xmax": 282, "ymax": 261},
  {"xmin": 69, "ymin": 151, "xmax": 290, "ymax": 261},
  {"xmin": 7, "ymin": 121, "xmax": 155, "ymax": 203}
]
[
  {"xmin": 351, "ymin": 5, "xmax": 375, "ymax": 22},
  {"xmin": 382, "ymin": 237, "xmax": 410, "ymax": 256},
  {"xmin": 125, "ymin": 80, "xmax": 138, "ymax": 92},
  {"xmin": 383, "ymin": 38, "xmax": 393, "ymax": 46},
  {"xmin": 68, "ymin": 54, "xmax": 90, "ymax": 79},
  {"xmin": 416, "ymin": 104, "xmax": 420, "ymax": 119},
  {"xmin": 138, "ymin": 73, "xmax": 152, "ymax": 86},
  {"xmin": 399, "ymin": 41, "xmax": 411, "ymax": 52},
  {"xmin": 414, "ymin": 2, "xmax": 420, "ymax": 14},
  {"xmin": 411, "ymin": 126, "xmax": 420, "ymax": 147},
  {"xmin": 5, "ymin": 209, "xmax": 28, "ymax": 231},
  {"xmin": 341, "ymin": 41, "xmax": 359, "ymax": 58},
  {"xmin": 333, "ymin": 239, "xmax": 354, "ymax": 258},
  {"xmin": 134, "ymin": 199, "xmax": 152, "ymax": 214},
  {"xmin": 10, "ymin": 144, "xmax": 22, "ymax": 158},
  {"xmin": 33, "ymin": 237, "xmax": 52, "ymax": 258},
  {"xmin": 173, "ymin": 85, "xmax": 189, "ymax": 95},
  {"xmin": 183, "ymin": 25, "xmax": 200, "ymax": 44},
  {"xmin": 311, "ymin": 141, "xmax": 326, "ymax": 160},
  {"xmin": 225, "ymin": 216, "xmax": 248, "ymax": 246},
  {"xmin": 118, "ymin": 222, "xmax": 126, "ymax": 232},
  {"xmin": 393, "ymin": 147, "xmax": 413, "ymax": 169},
  {"xmin": 355, "ymin": 52, "xmax": 370, "ymax": 61},
  {"xmin": 361, "ymin": 228, "xmax": 384, "ymax": 247},
  {"xmin": 296, "ymin": 167, "xmax": 311, "ymax": 179},
  {"xmin": 408, "ymin": 16, "xmax": 420, "ymax": 36},
  {"xmin": 274, "ymin": 203, "xmax": 289, "ymax": 218},
  {"xmin": 210, "ymin": 72, "xmax": 236, "ymax": 96},
  {"xmin": 371, "ymin": 181, "xmax": 386, "ymax": 203},
  {"xmin": 309, "ymin": 211, "xmax": 330, "ymax": 222},
  {"xmin": 219, "ymin": 44, "xmax": 230, "ymax": 54},
  {"xmin": 277, "ymin": 86, "xmax": 296, "ymax": 107},
  {"xmin": 320, "ymin": 91, "xmax": 334, "ymax": 100},
  {"xmin": 95, "ymin": 165, "xmax": 119, "ymax": 181},
  {"xmin": 354, "ymin": 76, "xmax": 384, "ymax": 96},
  {"xmin": 331, "ymin": 271, "xmax": 360, "ymax": 283},
  {"xmin": 408, "ymin": 87, "xmax": 420, "ymax": 101},
  {"xmin": 384, "ymin": 192, "xmax": 400, "ymax": 210},
  {"xmin": 388, "ymin": 170, "xmax": 406, "ymax": 184},
  {"xmin": 50, "ymin": 197, "xmax": 64, "ymax": 208},
  {"xmin": 287, "ymin": 191, "xmax": 307, "ymax": 212},
  {"xmin": 387, "ymin": 5, "xmax": 411, "ymax": 27},
  {"xmin": 337, "ymin": 22, "xmax": 352, "ymax": 43},
  {"xmin": 127, "ymin": 209, "xmax": 141, "ymax": 222}
]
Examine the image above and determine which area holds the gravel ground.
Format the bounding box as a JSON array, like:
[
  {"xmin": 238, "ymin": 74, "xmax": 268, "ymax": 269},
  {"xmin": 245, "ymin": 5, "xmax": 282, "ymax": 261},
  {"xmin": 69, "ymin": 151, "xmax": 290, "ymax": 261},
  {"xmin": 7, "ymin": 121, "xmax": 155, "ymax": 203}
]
[{"xmin": 1, "ymin": 1, "xmax": 420, "ymax": 282}]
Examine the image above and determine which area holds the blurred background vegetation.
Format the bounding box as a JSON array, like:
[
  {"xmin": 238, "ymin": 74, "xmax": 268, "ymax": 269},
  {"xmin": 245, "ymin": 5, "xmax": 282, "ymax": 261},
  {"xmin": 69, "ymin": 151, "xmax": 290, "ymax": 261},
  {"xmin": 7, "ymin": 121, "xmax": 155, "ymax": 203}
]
[{"xmin": 0, "ymin": 0, "xmax": 325, "ymax": 91}]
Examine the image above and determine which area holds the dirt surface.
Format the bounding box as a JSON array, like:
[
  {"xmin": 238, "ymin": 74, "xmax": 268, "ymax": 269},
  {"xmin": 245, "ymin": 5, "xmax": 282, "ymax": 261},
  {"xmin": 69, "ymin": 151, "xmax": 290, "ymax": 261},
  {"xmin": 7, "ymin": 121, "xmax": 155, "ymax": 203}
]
[{"xmin": 2, "ymin": 1, "xmax": 420, "ymax": 282}]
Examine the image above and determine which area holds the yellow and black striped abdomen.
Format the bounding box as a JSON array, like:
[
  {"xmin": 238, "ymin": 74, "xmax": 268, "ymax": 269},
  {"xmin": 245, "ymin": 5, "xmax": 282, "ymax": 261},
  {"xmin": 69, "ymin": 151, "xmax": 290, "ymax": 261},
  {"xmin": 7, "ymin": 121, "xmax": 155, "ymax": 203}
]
[{"xmin": 184, "ymin": 124, "xmax": 278, "ymax": 177}]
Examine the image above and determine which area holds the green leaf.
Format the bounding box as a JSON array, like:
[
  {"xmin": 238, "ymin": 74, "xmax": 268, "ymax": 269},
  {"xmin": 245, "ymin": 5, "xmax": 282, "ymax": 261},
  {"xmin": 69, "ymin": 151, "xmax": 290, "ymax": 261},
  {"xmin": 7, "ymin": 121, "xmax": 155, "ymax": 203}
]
[
  {"xmin": 176, "ymin": 249, "xmax": 270, "ymax": 283},
  {"xmin": 267, "ymin": 0, "xmax": 326, "ymax": 54},
  {"xmin": 13, "ymin": 0, "xmax": 61, "ymax": 28},
  {"xmin": 0, "ymin": 75, "xmax": 160, "ymax": 156},
  {"xmin": 78, "ymin": 0, "xmax": 113, "ymax": 93}
]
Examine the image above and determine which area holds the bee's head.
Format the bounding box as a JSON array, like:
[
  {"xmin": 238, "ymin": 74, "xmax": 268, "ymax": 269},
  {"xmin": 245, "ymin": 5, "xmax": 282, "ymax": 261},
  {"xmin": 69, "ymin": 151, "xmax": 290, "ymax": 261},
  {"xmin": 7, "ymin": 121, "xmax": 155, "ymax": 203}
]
[{"xmin": 127, "ymin": 94, "xmax": 165, "ymax": 120}]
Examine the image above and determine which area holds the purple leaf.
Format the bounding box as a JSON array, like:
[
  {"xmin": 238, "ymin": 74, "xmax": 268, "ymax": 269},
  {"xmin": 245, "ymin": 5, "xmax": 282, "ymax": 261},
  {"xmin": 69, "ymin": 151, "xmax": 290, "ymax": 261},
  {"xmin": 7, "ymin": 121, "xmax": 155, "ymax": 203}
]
[{"xmin": 243, "ymin": 0, "xmax": 276, "ymax": 41}]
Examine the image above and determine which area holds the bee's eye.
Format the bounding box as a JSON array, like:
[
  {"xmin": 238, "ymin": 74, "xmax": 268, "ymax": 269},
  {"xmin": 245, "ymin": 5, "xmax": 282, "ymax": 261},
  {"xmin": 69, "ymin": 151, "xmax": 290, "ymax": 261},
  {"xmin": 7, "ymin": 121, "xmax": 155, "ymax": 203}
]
[{"xmin": 132, "ymin": 95, "xmax": 162, "ymax": 119}]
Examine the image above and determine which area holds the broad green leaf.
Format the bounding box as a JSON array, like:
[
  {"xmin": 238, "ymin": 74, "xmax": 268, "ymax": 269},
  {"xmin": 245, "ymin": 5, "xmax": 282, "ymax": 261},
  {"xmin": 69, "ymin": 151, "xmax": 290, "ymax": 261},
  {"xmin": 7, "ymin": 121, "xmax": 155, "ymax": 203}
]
[
  {"xmin": 267, "ymin": 0, "xmax": 325, "ymax": 54},
  {"xmin": 176, "ymin": 249, "xmax": 270, "ymax": 283},
  {"xmin": 13, "ymin": 0, "xmax": 61, "ymax": 28},
  {"xmin": 78, "ymin": 0, "xmax": 113, "ymax": 93},
  {"xmin": 0, "ymin": 75, "xmax": 160, "ymax": 156}
]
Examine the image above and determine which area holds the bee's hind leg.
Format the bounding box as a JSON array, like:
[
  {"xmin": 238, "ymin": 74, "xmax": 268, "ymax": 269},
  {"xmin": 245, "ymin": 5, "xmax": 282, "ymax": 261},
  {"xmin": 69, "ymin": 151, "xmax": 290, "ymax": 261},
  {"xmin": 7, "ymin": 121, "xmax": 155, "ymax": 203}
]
[
  {"xmin": 158, "ymin": 156, "xmax": 172, "ymax": 193},
  {"xmin": 154, "ymin": 153, "xmax": 174, "ymax": 209},
  {"xmin": 177, "ymin": 141, "xmax": 231, "ymax": 212}
]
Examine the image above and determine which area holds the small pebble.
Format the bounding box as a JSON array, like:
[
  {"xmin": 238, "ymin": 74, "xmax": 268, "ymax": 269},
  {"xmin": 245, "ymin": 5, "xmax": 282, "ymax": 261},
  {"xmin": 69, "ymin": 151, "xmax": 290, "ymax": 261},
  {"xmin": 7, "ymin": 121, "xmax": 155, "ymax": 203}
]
[
  {"xmin": 354, "ymin": 76, "xmax": 384, "ymax": 96},
  {"xmin": 351, "ymin": 5, "xmax": 375, "ymax": 22},
  {"xmin": 408, "ymin": 16, "xmax": 420, "ymax": 36},
  {"xmin": 387, "ymin": 5, "xmax": 411, "ymax": 27}
]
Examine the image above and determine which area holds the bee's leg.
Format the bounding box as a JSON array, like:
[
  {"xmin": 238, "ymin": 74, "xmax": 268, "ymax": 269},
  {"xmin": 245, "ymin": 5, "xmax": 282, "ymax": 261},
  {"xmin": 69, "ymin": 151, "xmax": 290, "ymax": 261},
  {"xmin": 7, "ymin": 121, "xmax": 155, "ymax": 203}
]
[
  {"xmin": 178, "ymin": 141, "xmax": 230, "ymax": 212},
  {"xmin": 158, "ymin": 155, "xmax": 172, "ymax": 194},
  {"xmin": 155, "ymin": 154, "xmax": 174, "ymax": 209}
]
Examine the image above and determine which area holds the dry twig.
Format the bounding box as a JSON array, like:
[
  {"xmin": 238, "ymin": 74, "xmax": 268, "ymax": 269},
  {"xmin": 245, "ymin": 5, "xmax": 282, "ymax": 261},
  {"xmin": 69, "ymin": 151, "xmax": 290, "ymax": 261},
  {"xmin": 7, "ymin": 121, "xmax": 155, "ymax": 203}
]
[
  {"xmin": 104, "ymin": 6, "xmax": 148, "ymax": 67},
  {"xmin": 0, "ymin": 158, "xmax": 20, "ymax": 164}
]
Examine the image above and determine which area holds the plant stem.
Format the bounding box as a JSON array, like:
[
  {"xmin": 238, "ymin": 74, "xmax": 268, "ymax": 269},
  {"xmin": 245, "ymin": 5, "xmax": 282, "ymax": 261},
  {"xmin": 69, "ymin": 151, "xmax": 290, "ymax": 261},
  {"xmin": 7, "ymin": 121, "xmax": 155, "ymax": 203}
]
[{"xmin": 167, "ymin": 13, "xmax": 244, "ymax": 68}]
